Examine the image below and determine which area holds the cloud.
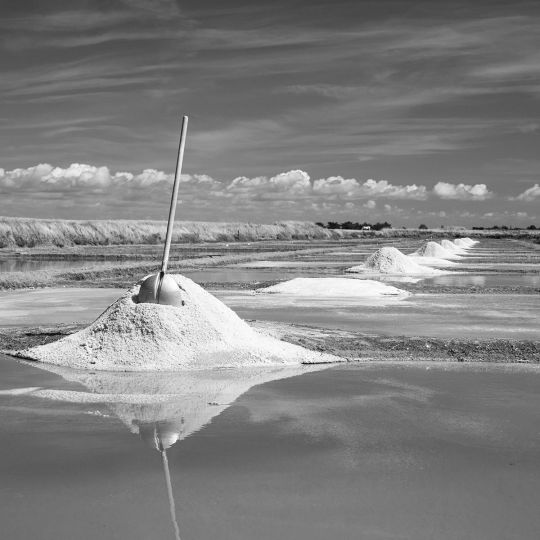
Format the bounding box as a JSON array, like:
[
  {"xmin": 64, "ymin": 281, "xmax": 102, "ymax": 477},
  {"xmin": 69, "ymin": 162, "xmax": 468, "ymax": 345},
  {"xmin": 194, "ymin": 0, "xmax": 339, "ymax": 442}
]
[
  {"xmin": 312, "ymin": 177, "xmax": 428, "ymax": 200},
  {"xmin": 226, "ymin": 170, "xmax": 311, "ymax": 199},
  {"xmin": 515, "ymin": 184, "xmax": 540, "ymax": 201},
  {"xmin": 0, "ymin": 163, "xmax": 221, "ymax": 192},
  {"xmin": 5, "ymin": 164, "xmax": 505, "ymax": 209},
  {"xmin": 3, "ymin": 163, "xmax": 519, "ymax": 224},
  {"xmin": 432, "ymin": 181, "xmax": 493, "ymax": 200}
]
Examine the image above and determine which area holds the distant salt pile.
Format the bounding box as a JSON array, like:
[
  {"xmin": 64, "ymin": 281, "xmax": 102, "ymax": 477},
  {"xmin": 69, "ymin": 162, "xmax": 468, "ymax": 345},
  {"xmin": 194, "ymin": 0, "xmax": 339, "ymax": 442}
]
[
  {"xmin": 413, "ymin": 241, "xmax": 460, "ymax": 259},
  {"xmin": 17, "ymin": 275, "xmax": 340, "ymax": 371},
  {"xmin": 257, "ymin": 277, "xmax": 408, "ymax": 297},
  {"xmin": 453, "ymin": 238, "xmax": 472, "ymax": 249},
  {"xmin": 441, "ymin": 239, "xmax": 465, "ymax": 253},
  {"xmin": 349, "ymin": 246, "xmax": 445, "ymax": 275},
  {"xmin": 455, "ymin": 237, "xmax": 478, "ymax": 248}
]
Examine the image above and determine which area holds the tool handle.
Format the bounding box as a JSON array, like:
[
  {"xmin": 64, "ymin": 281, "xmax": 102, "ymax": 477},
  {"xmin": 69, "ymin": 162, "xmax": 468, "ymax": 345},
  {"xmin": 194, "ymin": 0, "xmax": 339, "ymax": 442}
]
[{"xmin": 161, "ymin": 115, "xmax": 188, "ymax": 274}]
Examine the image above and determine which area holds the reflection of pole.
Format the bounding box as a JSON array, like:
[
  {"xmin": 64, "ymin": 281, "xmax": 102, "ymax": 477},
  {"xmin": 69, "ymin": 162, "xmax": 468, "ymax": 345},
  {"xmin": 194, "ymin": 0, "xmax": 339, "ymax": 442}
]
[{"xmin": 161, "ymin": 449, "xmax": 181, "ymax": 540}]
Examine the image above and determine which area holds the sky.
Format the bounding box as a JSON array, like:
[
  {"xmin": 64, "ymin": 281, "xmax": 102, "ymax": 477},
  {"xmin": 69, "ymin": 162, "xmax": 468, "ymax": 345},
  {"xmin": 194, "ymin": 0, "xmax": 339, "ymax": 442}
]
[{"xmin": 0, "ymin": 0, "xmax": 539, "ymax": 226}]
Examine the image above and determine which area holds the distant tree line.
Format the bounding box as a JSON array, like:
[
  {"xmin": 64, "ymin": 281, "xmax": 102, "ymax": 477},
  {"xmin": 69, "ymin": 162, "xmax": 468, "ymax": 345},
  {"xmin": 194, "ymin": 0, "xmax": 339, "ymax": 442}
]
[
  {"xmin": 316, "ymin": 221, "xmax": 392, "ymax": 231},
  {"xmin": 472, "ymin": 225, "xmax": 538, "ymax": 230},
  {"xmin": 420, "ymin": 224, "xmax": 537, "ymax": 230},
  {"xmin": 315, "ymin": 222, "xmax": 538, "ymax": 231}
]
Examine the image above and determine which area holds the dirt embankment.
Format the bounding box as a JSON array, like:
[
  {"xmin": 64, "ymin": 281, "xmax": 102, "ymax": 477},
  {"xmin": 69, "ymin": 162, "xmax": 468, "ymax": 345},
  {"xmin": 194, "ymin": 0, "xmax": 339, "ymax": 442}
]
[
  {"xmin": 2, "ymin": 322, "xmax": 538, "ymax": 365},
  {"xmin": 251, "ymin": 322, "xmax": 540, "ymax": 364}
]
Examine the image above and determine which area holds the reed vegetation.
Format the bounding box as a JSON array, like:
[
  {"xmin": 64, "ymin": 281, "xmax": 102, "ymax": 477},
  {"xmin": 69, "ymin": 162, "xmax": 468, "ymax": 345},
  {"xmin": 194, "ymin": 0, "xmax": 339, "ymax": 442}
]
[{"xmin": 0, "ymin": 217, "xmax": 336, "ymax": 248}]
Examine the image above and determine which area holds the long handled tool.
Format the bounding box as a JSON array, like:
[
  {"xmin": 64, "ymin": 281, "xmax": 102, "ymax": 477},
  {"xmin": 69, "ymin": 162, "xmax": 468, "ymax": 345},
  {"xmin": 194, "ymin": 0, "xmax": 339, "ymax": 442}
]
[
  {"xmin": 138, "ymin": 115, "xmax": 189, "ymax": 306},
  {"xmin": 162, "ymin": 449, "xmax": 182, "ymax": 540}
]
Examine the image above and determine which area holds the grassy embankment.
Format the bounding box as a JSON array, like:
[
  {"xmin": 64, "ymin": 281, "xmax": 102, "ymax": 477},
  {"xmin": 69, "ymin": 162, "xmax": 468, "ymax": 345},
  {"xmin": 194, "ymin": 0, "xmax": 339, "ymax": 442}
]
[
  {"xmin": 2, "ymin": 217, "xmax": 538, "ymax": 248},
  {"xmin": 0, "ymin": 217, "xmax": 336, "ymax": 248}
]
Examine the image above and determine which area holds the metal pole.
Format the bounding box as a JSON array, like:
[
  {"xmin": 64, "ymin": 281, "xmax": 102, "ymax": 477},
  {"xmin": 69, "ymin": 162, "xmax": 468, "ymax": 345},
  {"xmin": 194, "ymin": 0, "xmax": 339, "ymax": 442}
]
[{"xmin": 161, "ymin": 115, "xmax": 189, "ymax": 274}]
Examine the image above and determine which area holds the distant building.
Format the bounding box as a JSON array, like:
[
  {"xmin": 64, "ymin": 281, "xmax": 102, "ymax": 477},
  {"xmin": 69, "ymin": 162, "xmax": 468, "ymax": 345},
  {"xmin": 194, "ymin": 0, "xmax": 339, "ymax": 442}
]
[{"xmin": 362, "ymin": 225, "xmax": 371, "ymax": 230}]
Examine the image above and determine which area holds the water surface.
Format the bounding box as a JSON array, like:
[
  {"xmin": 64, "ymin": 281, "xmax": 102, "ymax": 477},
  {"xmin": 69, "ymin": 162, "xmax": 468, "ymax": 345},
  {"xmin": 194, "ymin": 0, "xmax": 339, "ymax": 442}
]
[{"xmin": 0, "ymin": 356, "xmax": 538, "ymax": 540}]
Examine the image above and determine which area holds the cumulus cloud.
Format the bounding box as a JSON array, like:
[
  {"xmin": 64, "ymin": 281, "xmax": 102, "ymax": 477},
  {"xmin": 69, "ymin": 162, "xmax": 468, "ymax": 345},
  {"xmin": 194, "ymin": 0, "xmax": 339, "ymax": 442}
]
[
  {"xmin": 515, "ymin": 183, "xmax": 540, "ymax": 201},
  {"xmin": 225, "ymin": 170, "xmax": 311, "ymax": 200},
  {"xmin": 312, "ymin": 176, "xmax": 428, "ymax": 200},
  {"xmin": 0, "ymin": 163, "xmax": 112, "ymax": 190},
  {"xmin": 432, "ymin": 181, "xmax": 493, "ymax": 200},
  {"xmin": 1, "ymin": 162, "xmax": 510, "ymax": 223},
  {"xmin": 363, "ymin": 199, "xmax": 376, "ymax": 209},
  {"xmin": 4, "ymin": 164, "xmax": 480, "ymax": 207},
  {"xmin": 0, "ymin": 163, "xmax": 221, "ymax": 192}
]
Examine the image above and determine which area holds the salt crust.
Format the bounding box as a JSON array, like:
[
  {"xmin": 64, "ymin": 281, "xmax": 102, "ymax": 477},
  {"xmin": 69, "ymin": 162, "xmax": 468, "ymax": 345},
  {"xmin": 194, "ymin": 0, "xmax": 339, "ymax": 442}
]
[
  {"xmin": 17, "ymin": 275, "xmax": 341, "ymax": 371},
  {"xmin": 256, "ymin": 277, "xmax": 409, "ymax": 297},
  {"xmin": 348, "ymin": 247, "xmax": 446, "ymax": 275}
]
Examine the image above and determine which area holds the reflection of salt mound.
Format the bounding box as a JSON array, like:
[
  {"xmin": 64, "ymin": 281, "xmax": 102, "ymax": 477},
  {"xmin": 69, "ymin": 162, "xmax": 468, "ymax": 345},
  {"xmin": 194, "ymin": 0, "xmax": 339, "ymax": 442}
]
[
  {"xmin": 22, "ymin": 364, "xmax": 327, "ymax": 448},
  {"xmin": 257, "ymin": 277, "xmax": 408, "ymax": 297},
  {"xmin": 413, "ymin": 241, "xmax": 460, "ymax": 259},
  {"xmin": 353, "ymin": 247, "xmax": 444, "ymax": 275},
  {"xmin": 17, "ymin": 275, "xmax": 339, "ymax": 370}
]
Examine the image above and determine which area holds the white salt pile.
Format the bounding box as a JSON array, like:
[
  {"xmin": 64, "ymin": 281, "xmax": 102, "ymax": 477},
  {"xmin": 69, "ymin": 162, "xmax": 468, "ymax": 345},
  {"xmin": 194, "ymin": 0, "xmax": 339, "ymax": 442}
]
[
  {"xmin": 454, "ymin": 237, "xmax": 478, "ymax": 248},
  {"xmin": 453, "ymin": 238, "xmax": 472, "ymax": 249},
  {"xmin": 348, "ymin": 247, "xmax": 445, "ymax": 275},
  {"xmin": 257, "ymin": 277, "xmax": 408, "ymax": 297},
  {"xmin": 441, "ymin": 239, "xmax": 466, "ymax": 253},
  {"xmin": 17, "ymin": 275, "xmax": 340, "ymax": 371},
  {"xmin": 413, "ymin": 241, "xmax": 461, "ymax": 259}
]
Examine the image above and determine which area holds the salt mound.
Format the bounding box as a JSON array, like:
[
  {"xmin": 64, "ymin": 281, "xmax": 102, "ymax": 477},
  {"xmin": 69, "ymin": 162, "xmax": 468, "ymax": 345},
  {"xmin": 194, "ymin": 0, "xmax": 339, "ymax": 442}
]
[
  {"xmin": 453, "ymin": 238, "xmax": 472, "ymax": 248},
  {"xmin": 441, "ymin": 239, "xmax": 464, "ymax": 253},
  {"xmin": 413, "ymin": 241, "xmax": 460, "ymax": 259},
  {"xmin": 353, "ymin": 247, "xmax": 444, "ymax": 275},
  {"xmin": 456, "ymin": 237, "xmax": 478, "ymax": 247},
  {"xmin": 17, "ymin": 275, "xmax": 340, "ymax": 371},
  {"xmin": 257, "ymin": 277, "xmax": 408, "ymax": 297}
]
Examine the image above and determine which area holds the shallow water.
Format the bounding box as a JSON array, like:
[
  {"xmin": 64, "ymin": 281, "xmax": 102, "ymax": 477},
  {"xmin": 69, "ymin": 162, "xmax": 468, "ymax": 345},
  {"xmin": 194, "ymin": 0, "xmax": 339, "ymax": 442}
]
[
  {"xmin": 220, "ymin": 291, "xmax": 540, "ymax": 340},
  {"xmin": 0, "ymin": 356, "xmax": 539, "ymax": 540},
  {"xmin": 1, "ymin": 288, "xmax": 538, "ymax": 340},
  {"xmin": 422, "ymin": 273, "xmax": 540, "ymax": 288},
  {"xmin": 0, "ymin": 258, "xmax": 115, "ymax": 273},
  {"xmin": 0, "ymin": 288, "xmax": 124, "ymax": 326}
]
